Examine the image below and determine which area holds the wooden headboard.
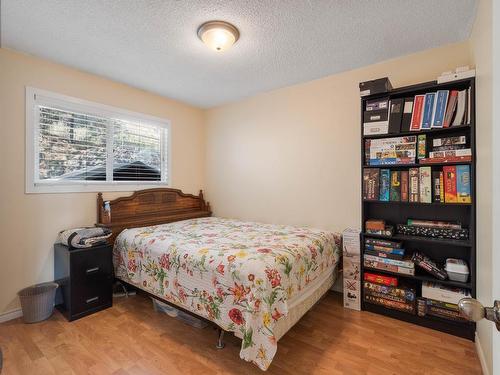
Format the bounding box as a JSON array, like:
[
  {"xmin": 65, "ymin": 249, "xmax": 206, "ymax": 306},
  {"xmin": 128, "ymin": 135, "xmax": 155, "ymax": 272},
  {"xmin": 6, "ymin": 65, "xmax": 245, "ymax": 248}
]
[{"xmin": 97, "ymin": 188, "xmax": 212, "ymax": 244}]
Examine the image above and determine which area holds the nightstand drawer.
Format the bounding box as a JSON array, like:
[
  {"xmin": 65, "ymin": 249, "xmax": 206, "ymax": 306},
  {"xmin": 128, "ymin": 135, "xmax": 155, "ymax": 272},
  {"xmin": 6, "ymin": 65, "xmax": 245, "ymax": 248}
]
[
  {"xmin": 71, "ymin": 247, "xmax": 112, "ymax": 283},
  {"xmin": 71, "ymin": 280, "xmax": 112, "ymax": 315}
]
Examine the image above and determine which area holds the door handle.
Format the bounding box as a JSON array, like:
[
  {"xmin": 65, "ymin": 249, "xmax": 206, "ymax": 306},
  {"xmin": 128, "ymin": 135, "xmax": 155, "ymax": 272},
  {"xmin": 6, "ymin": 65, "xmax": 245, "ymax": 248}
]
[{"xmin": 458, "ymin": 298, "xmax": 500, "ymax": 331}]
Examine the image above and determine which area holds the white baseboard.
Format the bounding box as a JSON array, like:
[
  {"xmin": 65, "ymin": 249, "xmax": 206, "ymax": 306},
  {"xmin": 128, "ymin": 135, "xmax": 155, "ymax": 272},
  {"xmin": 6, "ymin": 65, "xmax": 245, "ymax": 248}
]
[
  {"xmin": 475, "ymin": 332, "xmax": 490, "ymax": 375},
  {"xmin": 0, "ymin": 308, "xmax": 22, "ymax": 323}
]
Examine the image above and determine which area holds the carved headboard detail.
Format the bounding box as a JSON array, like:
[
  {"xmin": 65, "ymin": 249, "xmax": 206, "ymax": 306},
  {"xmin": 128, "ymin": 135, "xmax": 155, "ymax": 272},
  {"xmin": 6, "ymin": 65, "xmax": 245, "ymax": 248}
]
[{"xmin": 97, "ymin": 188, "xmax": 212, "ymax": 244}]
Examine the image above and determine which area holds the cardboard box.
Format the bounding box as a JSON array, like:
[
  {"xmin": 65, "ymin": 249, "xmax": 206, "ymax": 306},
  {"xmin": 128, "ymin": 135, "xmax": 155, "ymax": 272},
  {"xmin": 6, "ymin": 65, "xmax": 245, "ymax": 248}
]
[{"xmin": 342, "ymin": 228, "xmax": 361, "ymax": 310}]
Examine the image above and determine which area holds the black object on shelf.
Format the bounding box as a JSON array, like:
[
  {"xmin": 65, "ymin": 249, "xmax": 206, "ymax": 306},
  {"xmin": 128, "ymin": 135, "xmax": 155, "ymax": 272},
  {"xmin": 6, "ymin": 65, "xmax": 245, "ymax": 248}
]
[
  {"xmin": 54, "ymin": 242, "xmax": 113, "ymax": 321},
  {"xmin": 359, "ymin": 77, "xmax": 476, "ymax": 341}
]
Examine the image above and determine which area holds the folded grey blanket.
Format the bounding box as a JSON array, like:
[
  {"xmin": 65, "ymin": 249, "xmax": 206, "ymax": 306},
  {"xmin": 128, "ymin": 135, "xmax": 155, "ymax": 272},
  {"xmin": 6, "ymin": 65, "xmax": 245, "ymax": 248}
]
[{"xmin": 57, "ymin": 227, "xmax": 112, "ymax": 248}]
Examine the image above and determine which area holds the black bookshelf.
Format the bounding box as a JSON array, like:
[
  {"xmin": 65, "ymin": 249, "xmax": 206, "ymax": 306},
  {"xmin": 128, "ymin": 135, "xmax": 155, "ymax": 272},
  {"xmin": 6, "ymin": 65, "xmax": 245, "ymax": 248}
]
[{"xmin": 360, "ymin": 77, "xmax": 476, "ymax": 340}]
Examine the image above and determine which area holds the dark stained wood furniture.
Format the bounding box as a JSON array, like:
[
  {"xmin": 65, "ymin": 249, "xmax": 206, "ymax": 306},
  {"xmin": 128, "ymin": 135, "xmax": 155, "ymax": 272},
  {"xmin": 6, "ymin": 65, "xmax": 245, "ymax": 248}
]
[
  {"xmin": 97, "ymin": 188, "xmax": 212, "ymax": 245},
  {"xmin": 54, "ymin": 243, "xmax": 113, "ymax": 321}
]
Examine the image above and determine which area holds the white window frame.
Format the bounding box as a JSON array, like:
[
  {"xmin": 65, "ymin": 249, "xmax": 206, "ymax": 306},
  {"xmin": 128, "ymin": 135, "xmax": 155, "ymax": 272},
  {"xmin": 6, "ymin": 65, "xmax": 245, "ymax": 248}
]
[{"xmin": 26, "ymin": 87, "xmax": 171, "ymax": 193}]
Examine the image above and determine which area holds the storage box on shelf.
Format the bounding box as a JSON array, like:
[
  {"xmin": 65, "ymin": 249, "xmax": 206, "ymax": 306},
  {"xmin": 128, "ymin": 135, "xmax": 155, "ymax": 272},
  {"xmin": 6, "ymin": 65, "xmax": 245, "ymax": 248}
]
[{"xmin": 359, "ymin": 77, "xmax": 476, "ymax": 340}]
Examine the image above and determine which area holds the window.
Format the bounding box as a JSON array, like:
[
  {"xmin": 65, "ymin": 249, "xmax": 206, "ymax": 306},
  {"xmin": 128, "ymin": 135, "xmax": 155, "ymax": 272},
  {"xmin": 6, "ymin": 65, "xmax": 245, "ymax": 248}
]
[{"xmin": 26, "ymin": 87, "xmax": 170, "ymax": 193}]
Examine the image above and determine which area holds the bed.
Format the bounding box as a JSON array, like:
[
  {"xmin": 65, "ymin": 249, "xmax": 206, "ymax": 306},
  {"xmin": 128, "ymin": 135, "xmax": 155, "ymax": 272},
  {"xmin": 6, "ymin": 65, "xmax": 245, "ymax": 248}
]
[{"xmin": 97, "ymin": 188, "xmax": 341, "ymax": 371}]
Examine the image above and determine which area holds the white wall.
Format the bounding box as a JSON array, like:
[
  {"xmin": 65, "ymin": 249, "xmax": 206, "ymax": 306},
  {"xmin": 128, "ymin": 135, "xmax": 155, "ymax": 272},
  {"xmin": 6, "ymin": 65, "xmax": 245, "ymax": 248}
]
[
  {"xmin": 205, "ymin": 42, "xmax": 473, "ymax": 232},
  {"xmin": 0, "ymin": 48, "xmax": 206, "ymax": 314}
]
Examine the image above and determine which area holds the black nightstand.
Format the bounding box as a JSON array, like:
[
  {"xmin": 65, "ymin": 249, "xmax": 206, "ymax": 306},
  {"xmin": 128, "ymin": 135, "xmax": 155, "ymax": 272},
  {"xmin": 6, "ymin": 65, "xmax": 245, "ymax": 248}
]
[{"xmin": 54, "ymin": 243, "xmax": 113, "ymax": 321}]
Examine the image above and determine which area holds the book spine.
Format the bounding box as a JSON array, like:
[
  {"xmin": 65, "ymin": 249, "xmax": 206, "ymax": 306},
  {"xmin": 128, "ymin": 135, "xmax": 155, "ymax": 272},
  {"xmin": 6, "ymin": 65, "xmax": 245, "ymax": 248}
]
[
  {"xmin": 364, "ymin": 294, "xmax": 415, "ymax": 313},
  {"xmin": 364, "ymin": 281, "xmax": 415, "ymax": 301},
  {"xmin": 425, "ymin": 299, "xmax": 459, "ymax": 312},
  {"xmin": 364, "ymin": 273, "xmax": 398, "ymax": 287},
  {"xmin": 364, "ymin": 238, "xmax": 402, "ymax": 248},
  {"xmin": 429, "ymin": 149, "xmax": 472, "ymax": 158},
  {"xmin": 410, "ymin": 95, "xmax": 425, "ymax": 131},
  {"xmin": 364, "ymin": 259, "xmax": 415, "ymax": 275},
  {"xmin": 364, "ymin": 290, "xmax": 409, "ymax": 304},
  {"xmin": 363, "ymin": 168, "xmax": 380, "ymax": 200},
  {"xmin": 364, "ymin": 254, "xmax": 414, "ymax": 268},
  {"xmin": 409, "ymin": 168, "xmax": 420, "ymax": 202},
  {"xmin": 419, "ymin": 166, "xmax": 432, "ymax": 203},
  {"xmin": 400, "ymin": 170, "xmax": 409, "ymax": 202},
  {"xmin": 364, "ymin": 249, "xmax": 404, "ymax": 260},
  {"xmin": 431, "ymin": 90, "xmax": 448, "ymax": 128},
  {"xmin": 421, "ymin": 93, "xmax": 435, "ymax": 129},
  {"xmin": 390, "ymin": 170, "xmax": 401, "ymax": 201},
  {"xmin": 432, "ymin": 135, "xmax": 467, "ymax": 147},
  {"xmin": 419, "ymin": 155, "xmax": 472, "ymax": 164},
  {"xmin": 443, "ymin": 90, "xmax": 458, "ymax": 128},
  {"xmin": 406, "ymin": 218, "xmax": 462, "ymax": 229},
  {"xmin": 456, "ymin": 165, "xmax": 472, "ymax": 203},
  {"xmin": 417, "ymin": 134, "xmax": 426, "ymax": 159},
  {"xmin": 439, "ymin": 172, "xmax": 445, "ymax": 203},
  {"xmin": 364, "ymin": 245, "xmax": 405, "ymax": 255},
  {"xmin": 426, "ymin": 306, "xmax": 467, "ymax": 322},
  {"xmin": 379, "ymin": 169, "xmax": 390, "ymax": 201},
  {"xmin": 443, "ymin": 166, "xmax": 458, "ymax": 203},
  {"xmin": 432, "ymin": 171, "xmax": 441, "ymax": 203}
]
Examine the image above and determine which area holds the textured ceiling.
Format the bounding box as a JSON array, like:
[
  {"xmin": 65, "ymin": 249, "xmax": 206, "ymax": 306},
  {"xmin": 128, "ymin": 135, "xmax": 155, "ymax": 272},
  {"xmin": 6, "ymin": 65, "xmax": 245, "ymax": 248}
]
[{"xmin": 1, "ymin": 0, "xmax": 477, "ymax": 108}]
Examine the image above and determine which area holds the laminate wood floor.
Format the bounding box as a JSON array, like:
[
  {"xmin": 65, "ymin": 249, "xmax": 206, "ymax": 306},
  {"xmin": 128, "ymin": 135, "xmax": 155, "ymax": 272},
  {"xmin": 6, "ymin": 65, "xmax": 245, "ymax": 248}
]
[{"xmin": 0, "ymin": 292, "xmax": 481, "ymax": 375}]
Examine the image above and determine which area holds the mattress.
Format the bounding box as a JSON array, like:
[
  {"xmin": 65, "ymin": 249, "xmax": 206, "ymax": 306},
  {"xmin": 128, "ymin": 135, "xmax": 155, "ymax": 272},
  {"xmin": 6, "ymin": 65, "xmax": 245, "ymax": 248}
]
[{"xmin": 114, "ymin": 217, "xmax": 341, "ymax": 370}]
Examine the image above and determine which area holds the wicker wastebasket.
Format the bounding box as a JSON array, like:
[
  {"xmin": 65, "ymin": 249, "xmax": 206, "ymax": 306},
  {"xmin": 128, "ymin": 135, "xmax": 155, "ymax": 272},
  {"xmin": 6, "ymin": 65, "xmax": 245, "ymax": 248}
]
[{"xmin": 17, "ymin": 282, "xmax": 58, "ymax": 323}]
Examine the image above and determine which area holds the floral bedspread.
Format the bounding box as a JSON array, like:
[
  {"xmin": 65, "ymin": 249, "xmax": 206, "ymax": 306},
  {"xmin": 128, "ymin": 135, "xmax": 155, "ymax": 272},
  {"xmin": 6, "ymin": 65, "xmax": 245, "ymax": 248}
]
[{"xmin": 114, "ymin": 217, "xmax": 341, "ymax": 370}]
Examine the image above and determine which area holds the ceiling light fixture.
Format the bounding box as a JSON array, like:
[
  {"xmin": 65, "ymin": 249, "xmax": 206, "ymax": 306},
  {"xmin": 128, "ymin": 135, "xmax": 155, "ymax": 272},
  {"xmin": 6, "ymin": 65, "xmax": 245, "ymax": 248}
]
[{"xmin": 197, "ymin": 21, "xmax": 239, "ymax": 52}]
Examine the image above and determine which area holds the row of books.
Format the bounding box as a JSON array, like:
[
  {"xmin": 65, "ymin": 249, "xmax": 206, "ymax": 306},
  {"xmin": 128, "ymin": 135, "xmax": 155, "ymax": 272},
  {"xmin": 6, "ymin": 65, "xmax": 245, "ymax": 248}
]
[
  {"xmin": 364, "ymin": 134, "xmax": 472, "ymax": 166},
  {"xmin": 362, "ymin": 236, "xmax": 415, "ymax": 275},
  {"xmin": 420, "ymin": 135, "xmax": 472, "ymax": 164},
  {"xmin": 409, "ymin": 89, "xmax": 471, "ymax": 131},
  {"xmin": 363, "ymin": 165, "xmax": 471, "ymax": 204},
  {"xmin": 362, "ymin": 87, "xmax": 471, "ymax": 136}
]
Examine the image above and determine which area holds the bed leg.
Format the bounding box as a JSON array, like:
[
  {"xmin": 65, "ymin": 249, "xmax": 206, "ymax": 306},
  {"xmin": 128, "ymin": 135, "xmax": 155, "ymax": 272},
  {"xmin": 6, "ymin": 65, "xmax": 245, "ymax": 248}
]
[{"xmin": 215, "ymin": 328, "xmax": 225, "ymax": 349}]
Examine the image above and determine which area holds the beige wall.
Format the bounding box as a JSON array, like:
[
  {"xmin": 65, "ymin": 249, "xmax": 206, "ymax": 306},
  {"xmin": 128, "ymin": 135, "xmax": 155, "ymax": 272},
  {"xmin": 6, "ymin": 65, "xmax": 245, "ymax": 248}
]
[
  {"xmin": 205, "ymin": 42, "xmax": 473, "ymax": 232},
  {"xmin": 0, "ymin": 48, "xmax": 205, "ymax": 314},
  {"xmin": 470, "ymin": 0, "xmax": 493, "ymax": 373}
]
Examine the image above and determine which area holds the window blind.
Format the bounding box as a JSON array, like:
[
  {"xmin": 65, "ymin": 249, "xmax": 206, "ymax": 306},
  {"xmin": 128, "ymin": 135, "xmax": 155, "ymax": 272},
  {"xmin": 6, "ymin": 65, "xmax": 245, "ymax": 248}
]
[
  {"xmin": 34, "ymin": 102, "xmax": 167, "ymax": 185},
  {"xmin": 38, "ymin": 106, "xmax": 108, "ymax": 181}
]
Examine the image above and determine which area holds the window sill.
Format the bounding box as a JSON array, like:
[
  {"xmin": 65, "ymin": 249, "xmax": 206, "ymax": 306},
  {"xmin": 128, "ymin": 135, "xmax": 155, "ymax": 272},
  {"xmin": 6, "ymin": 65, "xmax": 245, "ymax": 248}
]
[{"xmin": 26, "ymin": 181, "xmax": 170, "ymax": 194}]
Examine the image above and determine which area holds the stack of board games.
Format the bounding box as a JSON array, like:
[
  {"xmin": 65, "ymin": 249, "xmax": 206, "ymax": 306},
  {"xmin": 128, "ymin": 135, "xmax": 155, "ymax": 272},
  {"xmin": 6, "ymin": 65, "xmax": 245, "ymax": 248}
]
[
  {"xmin": 362, "ymin": 165, "xmax": 471, "ymax": 204},
  {"xmin": 364, "ymin": 136, "xmax": 416, "ymax": 165},
  {"xmin": 363, "ymin": 279, "xmax": 416, "ymax": 314},
  {"xmin": 396, "ymin": 219, "xmax": 469, "ymax": 241},
  {"xmin": 420, "ymin": 135, "xmax": 472, "ymax": 164},
  {"xmin": 363, "ymin": 237, "xmax": 414, "ymax": 276},
  {"xmin": 421, "ymin": 282, "xmax": 471, "ymax": 322}
]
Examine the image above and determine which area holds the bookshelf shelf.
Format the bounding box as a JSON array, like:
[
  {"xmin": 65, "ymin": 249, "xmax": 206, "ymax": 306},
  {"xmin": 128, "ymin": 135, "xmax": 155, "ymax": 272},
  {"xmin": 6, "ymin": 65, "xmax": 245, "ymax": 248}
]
[
  {"xmin": 360, "ymin": 77, "xmax": 476, "ymax": 341},
  {"xmin": 363, "ymin": 200, "xmax": 472, "ymax": 207},
  {"xmin": 364, "ymin": 161, "xmax": 472, "ymax": 168}
]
